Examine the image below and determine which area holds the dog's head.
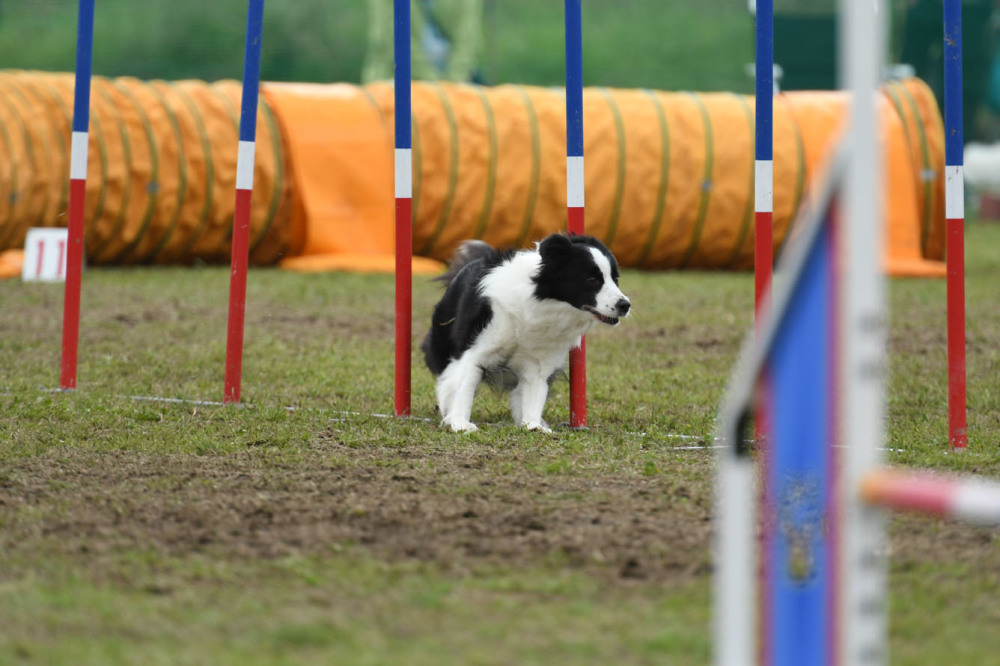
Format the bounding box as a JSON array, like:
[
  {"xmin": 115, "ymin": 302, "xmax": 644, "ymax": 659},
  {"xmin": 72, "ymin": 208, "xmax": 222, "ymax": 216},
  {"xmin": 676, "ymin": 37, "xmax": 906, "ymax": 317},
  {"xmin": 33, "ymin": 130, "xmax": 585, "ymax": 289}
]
[{"xmin": 533, "ymin": 234, "xmax": 631, "ymax": 325}]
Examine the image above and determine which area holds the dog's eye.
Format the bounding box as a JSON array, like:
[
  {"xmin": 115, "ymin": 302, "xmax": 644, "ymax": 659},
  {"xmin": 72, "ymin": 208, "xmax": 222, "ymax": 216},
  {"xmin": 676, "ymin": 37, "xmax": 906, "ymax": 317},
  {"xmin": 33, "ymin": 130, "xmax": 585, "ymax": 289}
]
[{"xmin": 586, "ymin": 276, "xmax": 600, "ymax": 285}]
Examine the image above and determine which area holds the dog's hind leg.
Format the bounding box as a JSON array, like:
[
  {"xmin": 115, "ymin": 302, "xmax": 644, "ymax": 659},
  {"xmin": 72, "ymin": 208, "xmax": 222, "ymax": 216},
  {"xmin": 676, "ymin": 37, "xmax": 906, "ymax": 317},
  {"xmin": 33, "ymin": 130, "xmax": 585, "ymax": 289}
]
[{"xmin": 437, "ymin": 356, "xmax": 483, "ymax": 433}]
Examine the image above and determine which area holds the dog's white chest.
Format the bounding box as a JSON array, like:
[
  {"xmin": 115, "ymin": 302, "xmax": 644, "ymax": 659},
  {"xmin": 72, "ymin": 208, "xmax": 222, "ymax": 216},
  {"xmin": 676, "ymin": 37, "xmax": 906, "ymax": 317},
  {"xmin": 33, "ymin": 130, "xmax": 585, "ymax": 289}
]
[
  {"xmin": 486, "ymin": 301, "xmax": 592, "ymax": 370},
  {"xmin": 475, "ymin": 254, "xmax": 595, "ymax": 368}
]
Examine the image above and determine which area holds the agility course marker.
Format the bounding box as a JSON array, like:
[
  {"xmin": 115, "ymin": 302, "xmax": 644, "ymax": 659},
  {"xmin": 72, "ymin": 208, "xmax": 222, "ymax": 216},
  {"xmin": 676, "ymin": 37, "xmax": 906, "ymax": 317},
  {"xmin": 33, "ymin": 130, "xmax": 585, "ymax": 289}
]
[
  {"xmin": 223, "ymin": 0, "xmax": 266, "ymax": 405},
  {"xmin": 943, "ymin": 0, "xmax": 967, "ymax": 449},
  {"xmin": 23, "ymin": 228, "xmax": 69, "ymax": 282},
  {"xmin": 565, "ymin": 0, "xmax": 587, "ymax": 428},
  {"xmin": 59, "ymin": 0, "xmax": 95, "ymax": 390},
  {"xmin": 394, "ymin": 0, "xmax": 413, "ymax": 417}
]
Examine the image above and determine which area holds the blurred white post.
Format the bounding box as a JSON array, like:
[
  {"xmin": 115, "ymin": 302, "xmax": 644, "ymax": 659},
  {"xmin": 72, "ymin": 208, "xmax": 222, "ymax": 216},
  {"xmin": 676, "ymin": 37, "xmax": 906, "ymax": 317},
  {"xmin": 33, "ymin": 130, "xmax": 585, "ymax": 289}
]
[{"xmin": 839, "ymin": 0, "xmax": 889, "ymax": 663}]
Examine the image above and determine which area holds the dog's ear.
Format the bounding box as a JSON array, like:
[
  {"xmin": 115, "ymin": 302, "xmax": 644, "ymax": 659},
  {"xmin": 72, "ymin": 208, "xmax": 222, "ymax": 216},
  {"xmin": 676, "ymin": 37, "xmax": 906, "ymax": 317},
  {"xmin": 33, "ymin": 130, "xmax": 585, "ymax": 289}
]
[{"xmin": 539, "ymin": 233, "xmax": 573, "ymax": 261}]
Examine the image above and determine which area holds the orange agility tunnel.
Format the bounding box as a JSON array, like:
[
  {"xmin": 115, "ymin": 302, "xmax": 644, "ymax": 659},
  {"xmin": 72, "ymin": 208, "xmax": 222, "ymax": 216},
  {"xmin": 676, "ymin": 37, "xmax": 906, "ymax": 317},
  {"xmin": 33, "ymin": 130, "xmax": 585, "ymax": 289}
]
[
  {"xmin": 0, "ymin": 71, "xmax": 291, "ymax": 270},
  {"xmin": 0, "ymin": 71, "xmax": 946, "ymax": 278}
]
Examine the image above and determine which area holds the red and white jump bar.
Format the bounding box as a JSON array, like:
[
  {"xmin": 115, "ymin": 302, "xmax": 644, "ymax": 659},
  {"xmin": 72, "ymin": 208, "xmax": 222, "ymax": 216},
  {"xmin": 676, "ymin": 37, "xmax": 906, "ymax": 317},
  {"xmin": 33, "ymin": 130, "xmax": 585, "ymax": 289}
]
[{"xmin": 861, "ymin": 469, "xmax": 1000, "ymax": 525}]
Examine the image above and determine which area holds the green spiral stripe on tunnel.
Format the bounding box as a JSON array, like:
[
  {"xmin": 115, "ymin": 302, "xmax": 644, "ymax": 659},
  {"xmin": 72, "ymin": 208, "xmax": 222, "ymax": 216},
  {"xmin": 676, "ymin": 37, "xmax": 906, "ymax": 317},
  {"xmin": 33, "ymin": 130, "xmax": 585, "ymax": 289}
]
[
  {"xmin": 419, "ymin": 82, "xmax": 461, "ymax": 256},
  {"xmin": 725, "ymin": 93, "xmax": 756, "ymax": 269},
  {"xmin": 36, "ymin": 77, "xmax": 74, "ymax": 225},
  {"xmin": 11, "ymin": 71, "xmax": 69, "ymax": 227},
  {"xmin": 358, "ymin": 83, "xmax": 390, "ymax": 132},
  {"xmin": 887, "ymin": 81, "xmax": 934, "ymax": 257},
  {"xmin": 775, "ymin": 94, "xmax": 807, "ymax": 253},
  {"xmin": 679, "ymin": 92, "xmax": 714, "ymax": 269},
  {"xmin": 636, "ymin": 89, "xmax": 671, "ymax": 270},
  {"xmin": 598, "ymin": 87, "xmax": 627, "ymax": 249},
  {"xmin": 108, "ymin": 80, "xmax": 165, "ymax": 263},
  {"xmin": 900, "ymin": 86, "xmax": 934, "ymax": 258},
  {"xmin": 250, "ymin": 94, "xmax": 286, "ymax": 260},
  {"xmin": 89, "ymin": 82, "xmax": 135, "ymax": 263},
  {"xmin": 514, "ymin": 86, "xmax": 541, "ymax": 248},
  {"xmin": 107, "ymin": 79, "xmax": 160, "ymax": 265},
  {"xmin": 140, "ymin": 82, "xmax": 188, "ymax": 264},
  {"xmin": 0, "ymin": 78, "xmax": 45, "ymax": 249},
  {"xmin": 412, "ymin": 110, "xmax": 423, "ymax": 229},
  {"xmin": 84, "ymin": 90, "xmax": 111, "ymax": 248},
  {"xmin": 0, "ymin": 97, "xmax": 19, "ymax": 250},
  {"xmin": 15, "ymin": 75, "xmax": 69, "ymax": 221},
  {"xmin": 170, "ymin": 82, "xmax": 216, "ymax": 260},
  {"xmin": 1, "ymin": 78, "xmax": 50, "ymax": 230},
  {"xmin": 471, "ymin": 84, "xmax": 498, "ymax": 241},
  {"xmin": 22, "ymin": 74, "xmax": 70, "ymax": 215},
  {"xmin": 209, "ymin": 85, "xmax": 242, "ymax": 245}
]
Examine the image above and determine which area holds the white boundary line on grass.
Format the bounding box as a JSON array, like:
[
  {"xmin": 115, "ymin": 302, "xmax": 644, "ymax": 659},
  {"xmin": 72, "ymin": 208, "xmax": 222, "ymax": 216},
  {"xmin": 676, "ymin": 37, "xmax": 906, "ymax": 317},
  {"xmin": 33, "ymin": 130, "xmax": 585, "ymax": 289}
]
[
  {"xmin": 129, "ymin": 395, "xmax": 722, "ymax": 443},
  {"xmin": 22, "ymin": 390, "xmax": 905, "ymax": 451},
  {"xmin": 129, "ymin": 395, "xmax": 439, "ymax": 423}
]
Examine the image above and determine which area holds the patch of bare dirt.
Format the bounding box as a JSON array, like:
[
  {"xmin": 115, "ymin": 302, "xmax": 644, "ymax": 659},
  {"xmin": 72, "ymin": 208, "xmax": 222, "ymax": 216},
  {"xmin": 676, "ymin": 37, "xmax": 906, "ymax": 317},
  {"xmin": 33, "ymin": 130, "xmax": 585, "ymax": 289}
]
[
  {"xmin": 1, "ymin": 448, "xmax": 997, "ymax": 585},
  {"xmin": 0, "ymin": 448, "xmax": 712, "ymax": 584}
]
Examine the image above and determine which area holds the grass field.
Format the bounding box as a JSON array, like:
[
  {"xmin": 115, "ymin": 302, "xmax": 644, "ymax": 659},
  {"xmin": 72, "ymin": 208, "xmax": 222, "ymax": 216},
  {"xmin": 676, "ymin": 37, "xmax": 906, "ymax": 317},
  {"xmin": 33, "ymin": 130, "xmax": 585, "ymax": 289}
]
[
  {"xmin": 1, "ymin": 3, "xmax": 998, "ymax": 662},
  {"xmin": 2, "ymin": 221, "xmax": 1000, "ymax": 664}
]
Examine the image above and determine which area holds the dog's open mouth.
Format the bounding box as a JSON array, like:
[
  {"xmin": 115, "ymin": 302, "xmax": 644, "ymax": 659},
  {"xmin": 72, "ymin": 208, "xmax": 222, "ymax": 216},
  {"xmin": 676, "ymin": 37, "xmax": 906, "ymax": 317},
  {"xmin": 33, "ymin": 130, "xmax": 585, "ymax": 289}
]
[{"xmin": 584, "ymin": 307, "xmax": 620, "ymax": 326}]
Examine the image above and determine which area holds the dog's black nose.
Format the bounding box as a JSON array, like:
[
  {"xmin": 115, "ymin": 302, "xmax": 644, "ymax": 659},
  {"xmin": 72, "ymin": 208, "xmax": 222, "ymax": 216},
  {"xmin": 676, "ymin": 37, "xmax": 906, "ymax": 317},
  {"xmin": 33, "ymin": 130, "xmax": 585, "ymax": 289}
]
[{"xmin": 616, "ymin": 298, "xmax": 631, "ymax": 316}]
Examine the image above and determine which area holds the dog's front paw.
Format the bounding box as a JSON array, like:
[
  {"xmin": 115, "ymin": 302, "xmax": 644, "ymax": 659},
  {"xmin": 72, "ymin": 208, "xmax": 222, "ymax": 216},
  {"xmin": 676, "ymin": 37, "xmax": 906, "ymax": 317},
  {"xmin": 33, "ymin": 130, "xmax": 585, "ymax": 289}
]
[
  {"xmin": 443, "ymin": 418, "xmax": 479, "ymax": 433},
  {"xmin": 524, "ymin": 420, "xmax": 552, "ymax": 434}
]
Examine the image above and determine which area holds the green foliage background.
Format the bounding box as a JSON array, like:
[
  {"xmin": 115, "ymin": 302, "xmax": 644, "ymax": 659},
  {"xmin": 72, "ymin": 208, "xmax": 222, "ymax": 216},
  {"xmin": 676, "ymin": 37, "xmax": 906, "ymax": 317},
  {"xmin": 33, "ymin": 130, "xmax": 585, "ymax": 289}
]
[{"xmin": 0, "ymin": 0, "xmax": 754, "ymax": 91}]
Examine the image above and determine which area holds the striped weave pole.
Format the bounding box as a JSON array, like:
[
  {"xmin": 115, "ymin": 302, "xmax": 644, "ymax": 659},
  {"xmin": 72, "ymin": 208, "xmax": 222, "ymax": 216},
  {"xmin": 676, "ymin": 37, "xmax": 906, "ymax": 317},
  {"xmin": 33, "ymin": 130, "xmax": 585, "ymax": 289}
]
[
  {"xmin": 223, "ymin": 0, "xmax": 265, "ymax": 404},
  {"xmin": 861, "ymin": 470, "xmax": 1000, "ymax": 525},
  {"xmin": 753, "ymin": 5, "xmax": 775, "ymax": 660},
  {"xmin": 944, "ymin": 0, "xmax": 967, "ymax": 450},
  {"xmin": 754, "ymin": 0, "xmax": 774, "ymax": 322},
  {"xmin": 59, "ymin": 0, "xmax": 96, "ymax": 390},
  {"xmin": 565, "ymin": 0, "xmax": 586, "ymax": 428},
  {"xmin": 394, "ymin": 0, "xmax": 413, "ymax": 417}
]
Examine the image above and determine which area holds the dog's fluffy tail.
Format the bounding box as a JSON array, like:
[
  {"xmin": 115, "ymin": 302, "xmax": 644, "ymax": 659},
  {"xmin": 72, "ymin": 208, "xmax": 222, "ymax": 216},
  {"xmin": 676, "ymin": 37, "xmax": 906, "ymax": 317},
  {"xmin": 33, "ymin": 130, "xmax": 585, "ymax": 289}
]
[{"xmin": 434, "ymin": 240, "xmax": 495, "ymax": 285}]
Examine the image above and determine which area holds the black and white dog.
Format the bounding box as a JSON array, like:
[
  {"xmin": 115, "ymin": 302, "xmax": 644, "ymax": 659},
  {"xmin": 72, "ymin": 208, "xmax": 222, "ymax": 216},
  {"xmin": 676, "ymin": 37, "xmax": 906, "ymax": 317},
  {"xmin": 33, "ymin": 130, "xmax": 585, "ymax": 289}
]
[{"xmin": 421, "ymin": 234, "xmax": 630, "ymax": 433}]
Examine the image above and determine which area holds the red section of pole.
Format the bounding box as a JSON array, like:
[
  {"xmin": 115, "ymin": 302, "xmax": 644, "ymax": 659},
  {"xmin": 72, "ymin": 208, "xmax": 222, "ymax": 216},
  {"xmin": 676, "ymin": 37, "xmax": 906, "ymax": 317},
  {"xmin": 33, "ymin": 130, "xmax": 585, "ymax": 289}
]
[
  {"xmin": 567, "ymin": 204, "xmax": 586, "ymax": 428},
  {"xmin": 947, "ymin": 217, "xmax": 967, "ymax": 449},
  {"xmin": 60, "ymin": 178, "xmax": 88, "ymax": 390},
  {"xmin": 569, "ymin": 338, "xmax": 587, "ymax": 427},
  {"xmin": 224, "ymin": 188, "xmax": 254, "ymax": 404},
  {"xmin": 754, "ymin": 211, "xmax": 773, "ymax": 315},
  {"xmin": 755, "ymin": 213, "xmax": 773, "ymax": 665},
  {"xmin": 395, "ymin": 196, "xmax": 413, "ymax": 416},
  {"xmin": 754, "ymin": 211, "xmax": 772, "ymax": 447},
  {"xmin": 753, "ymin": 208, "xmax": 773, "ymax": 438}
]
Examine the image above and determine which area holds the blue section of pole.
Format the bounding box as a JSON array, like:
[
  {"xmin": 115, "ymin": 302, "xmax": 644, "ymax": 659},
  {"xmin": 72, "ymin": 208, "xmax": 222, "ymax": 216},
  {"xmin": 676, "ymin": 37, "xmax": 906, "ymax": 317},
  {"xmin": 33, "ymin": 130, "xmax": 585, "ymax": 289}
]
[
  {"xmin": 943, "ymin": 0, "xmax": 963, "ymax": 167},
  {"xmin": 71, "ymin": 0, "xmax": 96, "ymax": 133},
  {"xmin": 565, "ymin": 0, "xmax": 583, "ymax": 158},
  {"xmin": 755, "ymin": 0, "xmax": 773, "ymax": 161},
  {"xmin": 237, "ymin": 0, "xmax": 265, "ymax": 143},
  {"xmin": 394, "ymin": 0, "xmax": 412, "ymax": 150}
]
